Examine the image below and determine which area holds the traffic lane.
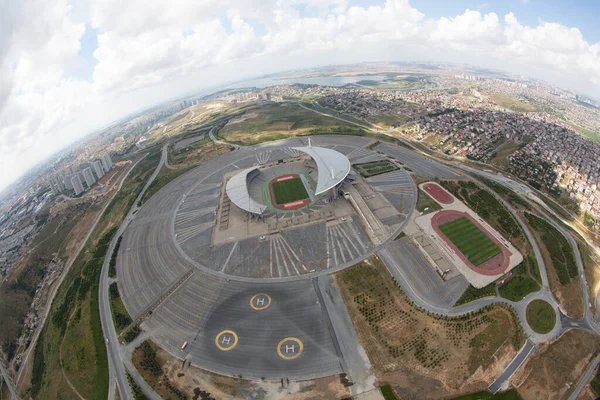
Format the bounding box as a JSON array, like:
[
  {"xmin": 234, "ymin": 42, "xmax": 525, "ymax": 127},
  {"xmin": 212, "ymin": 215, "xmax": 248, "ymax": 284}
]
[
  {"xmin": 489, "ymin": 339, "xmax": 535, "ymax": 394},
  {"xmin": 376, "ymin": 142, "xmax": 464, "ymax": 179},
  {"xmin": 385, "ymin": 238, "xmax": 469, "ymax": 309}
]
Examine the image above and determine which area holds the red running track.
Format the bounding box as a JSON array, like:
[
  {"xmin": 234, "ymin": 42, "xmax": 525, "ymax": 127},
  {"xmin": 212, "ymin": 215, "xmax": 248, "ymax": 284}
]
[
  {"xmin": 431, "ymin": 210, "xmax": 511, "ymax": 276},
  {"xmin": 423, "ymin": 183, "xmax": 454, "ymax": 204}
]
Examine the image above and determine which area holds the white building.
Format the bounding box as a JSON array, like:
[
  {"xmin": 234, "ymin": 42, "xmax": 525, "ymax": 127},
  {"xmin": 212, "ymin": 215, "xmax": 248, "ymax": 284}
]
[
  {"xmin": 82, "ymin": 167, "xmax": 96, "ymax": 188},
  {"xmin": 101, "ymin": 153, "xmax": 113, "ymax": 172},
  {"xmin": 71, "ymin": 174, "xmax": 84, "ymax": 195}
]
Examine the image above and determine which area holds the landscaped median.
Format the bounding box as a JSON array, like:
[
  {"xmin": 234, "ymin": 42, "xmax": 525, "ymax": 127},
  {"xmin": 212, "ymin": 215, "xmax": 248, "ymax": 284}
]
[
  {"xmin": 525, "ymin": 299, "xmax": 556, "ymax": 335},
  {"xmin": 524, "ymin": 212, "xmax": 584, "ymax": 319}
]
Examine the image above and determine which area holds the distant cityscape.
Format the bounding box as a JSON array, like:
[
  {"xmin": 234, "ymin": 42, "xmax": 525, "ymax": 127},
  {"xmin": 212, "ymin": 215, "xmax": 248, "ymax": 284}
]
[{"xmin": 47, "ymin": 153, "xmax": 113, "ymax": 196}]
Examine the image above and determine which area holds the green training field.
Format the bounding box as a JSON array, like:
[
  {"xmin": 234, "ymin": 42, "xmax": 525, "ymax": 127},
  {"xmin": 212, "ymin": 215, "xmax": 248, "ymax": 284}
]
[
  {"xmin": 272, "ymin": 177, "xmax": 309, "ymax": 204},
  {"xmin": 438, "ymin": 216, "xmax": 501, "ymax": 266}
]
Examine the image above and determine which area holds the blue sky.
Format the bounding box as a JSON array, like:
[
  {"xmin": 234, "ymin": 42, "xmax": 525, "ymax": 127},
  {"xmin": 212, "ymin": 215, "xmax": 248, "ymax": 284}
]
[
  {"xmin": 4, "ymin": 0, "xmax": 600, "ymax": 193},
  {"xmin": 66, "ymin": 0, "xmax": 600, "ymax": 84},
  {"xmin": 354, "ymin": 0, "xmax": 600, "ymax": 43},
  {"xmin": 64, "ymin": 24, "xmax": 98, "ymax": 82}
]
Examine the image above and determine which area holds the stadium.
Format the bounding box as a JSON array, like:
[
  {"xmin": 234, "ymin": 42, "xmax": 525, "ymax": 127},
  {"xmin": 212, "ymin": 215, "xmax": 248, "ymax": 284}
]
[
  {"xmin": 414, "ymin": 182, "xmax": 523, "ymax": 287},
  {"xmin": 117, "ymin": 136, "xmax": 417, "ymax": 380},
  {"xmin": 225, "ymin": 141, "xmax": 351, "ymax": 217}
]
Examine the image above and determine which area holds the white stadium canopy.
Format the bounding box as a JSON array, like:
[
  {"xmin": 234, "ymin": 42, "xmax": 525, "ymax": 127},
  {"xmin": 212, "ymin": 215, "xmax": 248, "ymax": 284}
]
[
  {"xmin": 225, "ymin": 145, "xmax": 350, "ymax": 214},
  {"xmin": 225, "ymin": 167, "xmax": 268, "ymax": 215},
  {"xmin": 293, "ymin": 146, "xmax": 351, "ymax": 195}
]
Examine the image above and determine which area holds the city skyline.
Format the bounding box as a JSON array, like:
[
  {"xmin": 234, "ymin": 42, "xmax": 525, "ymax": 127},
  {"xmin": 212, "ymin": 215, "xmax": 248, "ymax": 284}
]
[{"xmin": 2, "ymin": 0, "xmax": 600, "ymax": 192}]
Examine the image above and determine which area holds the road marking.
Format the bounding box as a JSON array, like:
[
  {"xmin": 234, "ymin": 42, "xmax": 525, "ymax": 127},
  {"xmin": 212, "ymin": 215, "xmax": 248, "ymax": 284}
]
[
  {"xmin": 220, "ymin": 242, "xmax": 238, "ymax": 272},
  {"xmin": 215, "ymin": 330, "xmax": 239, "ymax": 351},
  {"xmin": 250, "ymin": 293, "xmax": 272, "ymax": 311},
  {"xmin": 277, "ymin": 337, "xmax": 304, "ymax": 360}
]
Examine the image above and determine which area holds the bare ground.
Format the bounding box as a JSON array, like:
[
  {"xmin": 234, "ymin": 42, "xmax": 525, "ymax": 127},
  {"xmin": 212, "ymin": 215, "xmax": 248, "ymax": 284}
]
[
  {"xmin": 511, "ymin": 329, "xmax": 600, "ymax": 400},
  {"xmin": 334, "ymin": 256, "xmax": 524, "ymax": 399}
]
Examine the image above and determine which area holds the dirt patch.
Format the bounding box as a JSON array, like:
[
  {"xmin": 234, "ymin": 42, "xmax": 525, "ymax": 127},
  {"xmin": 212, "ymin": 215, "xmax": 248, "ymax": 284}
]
[
  {"xmin": 335, "ymin": 256, "xmax": 523, "ymax": 399},
  {"xmin": 512, "ymin": 330, "xmax": 600, "ymax": 400},
  {"xmin": 225, "ymin": 112, "xmax": 258, "ymax": 126},
  {"xmin": 170, "ymin": 142, "xmax": 232, "ymax": 167}
]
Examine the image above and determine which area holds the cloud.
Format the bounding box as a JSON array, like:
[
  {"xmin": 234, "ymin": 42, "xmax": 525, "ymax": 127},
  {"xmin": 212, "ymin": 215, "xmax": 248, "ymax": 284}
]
[{"xmin": 1, "ymin": 0, "xmax": 600, "ymax": 190}]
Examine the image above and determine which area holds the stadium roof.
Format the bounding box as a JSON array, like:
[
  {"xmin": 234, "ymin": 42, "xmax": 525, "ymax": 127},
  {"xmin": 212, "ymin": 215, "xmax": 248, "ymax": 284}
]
[
  {"xmin": 225, "ymin": 145, "xmax": 350, "ymax": 214},
  {"xmin": 293, "ymin": 146, "xmax": 351, "ymax": 195},
  {"xmin": 225, "ymin": 167, "xmax": 267, "ymax": 215}
]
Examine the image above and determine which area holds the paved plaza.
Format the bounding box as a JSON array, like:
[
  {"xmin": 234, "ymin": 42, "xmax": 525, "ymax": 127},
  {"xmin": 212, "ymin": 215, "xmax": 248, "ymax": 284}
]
[{"xmin": 118, "ymin": 135, "xmax": 420, "ymax": 380}]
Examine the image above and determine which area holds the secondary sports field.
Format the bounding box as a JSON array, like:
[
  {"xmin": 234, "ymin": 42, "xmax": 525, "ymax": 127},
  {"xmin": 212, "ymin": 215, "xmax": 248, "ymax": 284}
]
[
  {"xmin": 272, "ymin": 177, "xmax": 309, "ymax": 204},
  {"xmin": 438, "ymin": 216, "xmax": 501, "ymax": 266}
]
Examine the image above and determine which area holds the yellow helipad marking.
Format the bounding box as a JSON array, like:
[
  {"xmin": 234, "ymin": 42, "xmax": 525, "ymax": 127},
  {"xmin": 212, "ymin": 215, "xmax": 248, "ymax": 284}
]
[
  {"xmin": 250, "ymin": 293, "xmax": 272, "ymax": 310},
  {"xmin": 215, "ymin": 330, "xmax": 238, "ymax": 351},
  {"xmin": 277, "ymin": 337, "xmax": 304, "ymax": 360}
]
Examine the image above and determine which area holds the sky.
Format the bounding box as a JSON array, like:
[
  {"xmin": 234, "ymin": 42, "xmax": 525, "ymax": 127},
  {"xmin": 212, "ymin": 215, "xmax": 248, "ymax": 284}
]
[{"xmin": 1, "ymin": 0, "xmax": 600, "ymax": 192}]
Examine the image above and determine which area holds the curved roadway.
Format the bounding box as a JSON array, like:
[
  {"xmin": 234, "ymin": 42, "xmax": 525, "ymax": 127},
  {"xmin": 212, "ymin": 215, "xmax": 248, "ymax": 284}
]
[{"xmin": 97, "ymin": 106, "xmax": 600, "ymax": 399}]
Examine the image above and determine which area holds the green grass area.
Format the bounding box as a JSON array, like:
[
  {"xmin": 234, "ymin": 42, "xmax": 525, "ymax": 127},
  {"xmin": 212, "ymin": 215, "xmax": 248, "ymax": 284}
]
[
  {"xmin": 0, "ymin": 202, "xmax": 91, "ymax": 361},
  {"xmin": 272, "ymin": 177, "xmax": 309, "ymax": 204},
  {"xmin": 526, "ymin": 299, "xmax": 556, "ymax": 334},
  {"xmin": 480, "ymin": 178, "xmax": 532, "ymax": 211},
  {"xmin": 450, "ymin": 389, "xmax": 522, "ymax": 399},
  {"xmin": 439, "ymin": 217, "xmax": 501, "ymax": 266},
  {"xmin": 490, "ymin": 94, "xmax": 536, "ymax": 113},
  {"xmin": 380, "ymin": 384, "xmax": 398, "ymax": 400},
  {"xmin": 139, "ymin": 164, "xmax": 194, "ymax": 205},
  {"xmin": 30, "ymin": 151, "xmax": 160, "ymax": 399},
  {"xmin": 498, "ymin": 255, "xmax": 542, "ymax": 301},
  {"xmin": 353, "ymin": 160, "xmax": 399, "ymax": 178},
  {"xmin": 440, "ymin": 180, "xmax": 524, "ymax": 243},
  {"xmin": 108, "ymin": 236, "xmax": 121, "ymax": 278},
  {"xmin": 454, "ymin": 284, "xmax": 496, "ymax": 306},
  {"xmin": 525, "ymin": 213, "xmax": 578, "ymax": 285},
  {"xmin": 126, "ymin": 371, "xmax": 149, "ymax": 400},
  {"xmin": 217, "ymin": 102, "xmax": 362, "ymax": 145},
  {"xmin": 590, "ymin": 363, "xmax": 600, "ymax": 396},
  {"xmin": 564, "ymin": 120, "xmax": 600, "ymax": 144},
  {"xmin": 416, "ymin": 187, "xmax": 442, "ymax": 213},
  {"xmin": 109, "ymin": 282, "xmax": 132, "ymax": 333}
]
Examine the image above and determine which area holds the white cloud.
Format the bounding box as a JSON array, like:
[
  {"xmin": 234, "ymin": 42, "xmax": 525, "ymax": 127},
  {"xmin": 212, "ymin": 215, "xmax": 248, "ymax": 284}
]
[{"xmin": 1, "ymin": 0, "xmax": 600, "ymax": 191}]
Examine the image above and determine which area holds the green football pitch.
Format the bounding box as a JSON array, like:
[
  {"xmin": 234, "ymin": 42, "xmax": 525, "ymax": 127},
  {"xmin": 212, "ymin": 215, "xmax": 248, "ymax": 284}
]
[
  {"xmin": 272, "ymin": 177, "xmax": 309, "ymax": 204},
  {"xmin": 438, "ymin": 216, "xmax": 501, "ymax": 266}
]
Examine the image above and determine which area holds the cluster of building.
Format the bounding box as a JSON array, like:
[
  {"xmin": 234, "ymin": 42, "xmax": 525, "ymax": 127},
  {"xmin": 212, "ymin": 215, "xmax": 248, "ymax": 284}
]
[
  {"xmin": 48, "ymin": 153, "xmax": 113, "ymax": 196},
  {"xmin": 407, "ymin": 97, "xmax": 600, "ymax": 225},
  {"xmin": 509, "ymin": 128, "xmax": 600, "ymax": 217},
  {"xmin": 0, "ymin": 186, "xmax": 51, "ymax": 276},
  {"xmin": 264, "ymin": 78, "xmax": 599, "ymax": 227},
  {"xmin": 320, "ymin": 90, "xmax": 422, "ymax": 121},
  {"xmin": 411, "ymin": 109, "xmax": 553, "ymax": 160}
]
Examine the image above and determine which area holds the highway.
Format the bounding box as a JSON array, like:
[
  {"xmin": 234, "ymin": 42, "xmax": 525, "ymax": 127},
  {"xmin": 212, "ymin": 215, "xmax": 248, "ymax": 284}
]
[
  {"xmin": 489, "ymin": 340, "xmax": 535, "ymax": 393},
  {"xmin": 99, "ymin": 144, "xmax": 168, "ymax": 400},
  {"xmin": 14, "ymin": 157, "xmax": 145, "ymax": 391},
  {"xmin": 93, "ymin": 116, "xmax": 598, "ymax": 398},
  {"xmin": 298, "ymin": 103, "xmax": 600, "ymax": 395},
  {"xmin": 568, "ymin": 353, "xmax": 600, "ymax": 400}
]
